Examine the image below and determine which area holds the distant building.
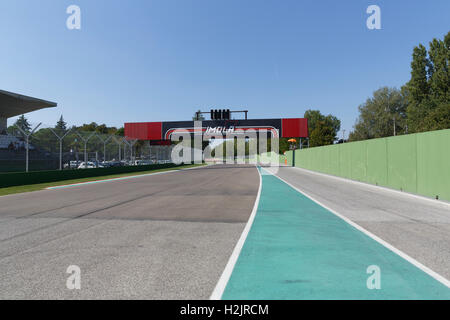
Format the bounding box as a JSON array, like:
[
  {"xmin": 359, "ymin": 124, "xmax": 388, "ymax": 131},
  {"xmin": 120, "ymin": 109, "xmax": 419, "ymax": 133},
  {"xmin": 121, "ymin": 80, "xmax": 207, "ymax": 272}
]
[{"xmin": 0, "ymin": 89, "xmax": 57, "ymax": 134}]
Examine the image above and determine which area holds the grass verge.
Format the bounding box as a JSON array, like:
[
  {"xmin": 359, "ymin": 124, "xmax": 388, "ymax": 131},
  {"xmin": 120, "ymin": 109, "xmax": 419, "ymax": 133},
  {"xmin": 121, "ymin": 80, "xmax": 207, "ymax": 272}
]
[{"xmin": 0, "ymin": 163, "xmax": 204, "ymax": 197}]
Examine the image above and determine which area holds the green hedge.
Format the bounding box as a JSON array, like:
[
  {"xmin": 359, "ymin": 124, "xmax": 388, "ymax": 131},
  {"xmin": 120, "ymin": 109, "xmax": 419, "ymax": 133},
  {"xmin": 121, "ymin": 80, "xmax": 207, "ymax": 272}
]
[
  {"xmin": 0, "ymin": 163, "xmax": 180, "ymax": 188},
  {"xmin": 0, "ymin": 160, "xmax": 58, "ymax": 173}
]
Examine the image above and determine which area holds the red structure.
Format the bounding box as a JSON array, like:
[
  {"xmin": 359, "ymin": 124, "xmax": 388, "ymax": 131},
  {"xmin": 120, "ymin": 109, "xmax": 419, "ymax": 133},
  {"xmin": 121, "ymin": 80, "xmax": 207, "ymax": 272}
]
[{"xmin": 125, "ymin": 118, "xmax": 308, "ymax": 141}]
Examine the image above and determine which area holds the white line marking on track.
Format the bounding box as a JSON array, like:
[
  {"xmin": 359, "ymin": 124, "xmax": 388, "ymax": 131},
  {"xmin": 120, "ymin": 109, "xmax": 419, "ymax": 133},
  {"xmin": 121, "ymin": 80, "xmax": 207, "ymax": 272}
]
[
  {"xmin": 264, "ymin": 167, "xmax": 450, "ymax": 289},
  {"xmin": 290, "ymin": 166, "xmax": 450, "ymax": 208},
  {"xmin": 45, "ymin": 165, "xmax": 206, "ymax": 190},
  {"xmin": 210, "ymin": 166, "xmax": 263, "ymax": 300}
]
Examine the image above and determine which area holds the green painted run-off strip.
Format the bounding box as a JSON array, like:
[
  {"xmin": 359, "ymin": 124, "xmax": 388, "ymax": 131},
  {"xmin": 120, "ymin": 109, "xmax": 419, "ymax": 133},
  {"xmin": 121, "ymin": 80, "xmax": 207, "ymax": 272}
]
[{"xmin": 222, "ymin": 168, "xmax": 450, "ymax": 299}]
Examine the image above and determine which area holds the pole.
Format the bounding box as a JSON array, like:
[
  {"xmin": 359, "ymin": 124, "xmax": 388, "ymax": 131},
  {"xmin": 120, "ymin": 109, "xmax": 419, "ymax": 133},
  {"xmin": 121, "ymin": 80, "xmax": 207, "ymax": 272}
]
[
  {"xmin": 59, "ymin": 140, "xmax": 63, "ymax": 170},
  {"xmin": 74, "ymin": 131, "xmax": 95, "ymax": 169},
  {"xmin": 84, "ymin": 141, "xmax": 87, "ymax": 168},
  {"xmin": 49, "ymin": 128, "xmax": 72, "ymax": 171},
  {"xmin": 26, "ymin": 135, "xmax": 29, "ymax": 172},
  {"xmin": 149, "ymin": 141, "xmax": 151, "ymax": 162},
  {"xmin": 16, "ymin": 122, "xmax": 41, "ymax": 173},
  {"xmin": 292, "ymin": 146, "xmax": 295, "ymax": 167}
]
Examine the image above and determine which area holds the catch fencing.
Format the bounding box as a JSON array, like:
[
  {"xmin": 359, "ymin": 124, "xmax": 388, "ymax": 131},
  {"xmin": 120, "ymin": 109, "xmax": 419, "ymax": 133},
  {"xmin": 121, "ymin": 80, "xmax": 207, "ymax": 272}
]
[{"xmin": 0, "ymin": 121, "xmax": 173, "ymax": 173}]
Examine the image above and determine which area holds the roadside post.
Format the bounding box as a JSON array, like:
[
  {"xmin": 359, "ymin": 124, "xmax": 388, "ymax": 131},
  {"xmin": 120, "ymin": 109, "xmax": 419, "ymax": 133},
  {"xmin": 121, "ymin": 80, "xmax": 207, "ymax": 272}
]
[{"xmin": 288, "ymin": 138, "xmax": 297, "ymax": 167}]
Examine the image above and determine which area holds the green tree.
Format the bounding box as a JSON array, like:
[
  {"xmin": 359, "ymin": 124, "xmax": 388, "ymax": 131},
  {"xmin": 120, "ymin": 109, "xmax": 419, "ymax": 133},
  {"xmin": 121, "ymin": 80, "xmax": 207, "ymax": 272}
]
[
  {"xmin": 304, "ymin": 109, "xmax": 341, "ymax": 146},
  {"xmin": 349, "ymin": 87, "xmax": 407, "ymax": 141},
  {"xmin": 278, "ymin": 138, "xmax": 290, "ymax": 154},
  {"xmin": 407, "ymin": 44, "xmax": 430, "ymax": 102},
  {"xmin": 310, "ymin": 121, "xmax": 336, "ymax": 147},
  {"xmin": 115, "ymin": 127, "xmax": 125, "ymax": 136},
  {"xmin": 33, "ymin": 128, "xmax": 59, "ymax": 153},
  {"xmin": 96, "ymin": 124, "xmax": 109, "ymax": 134},
  {"xmin": 76, "ymin": 122, "xmax": 119, "ymax": 135},
  {"xmin": 55, "ymin": 115, "xmax": 67, "ymax": 131},
  {"xmin": 14, "ymin": 114, "xmax": 32, "ymax": 133},
  {"xmin": 78, "ymin": 122, "xmax": 98, "ymax": 132},
  {"xmin": 428, "ymin": 35, "xmax": 449, "ymax": 103},
  {"xmin": 405, "ymin": 32, "xmax": 450, "ymax": 132}
]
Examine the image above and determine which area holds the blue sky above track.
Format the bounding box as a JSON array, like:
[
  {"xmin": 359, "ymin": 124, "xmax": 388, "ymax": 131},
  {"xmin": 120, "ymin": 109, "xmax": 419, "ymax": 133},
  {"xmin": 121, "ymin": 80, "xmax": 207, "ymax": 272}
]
[{"xmin": 0, "ymin": 0, "xmax": 449, "ymax": 136}]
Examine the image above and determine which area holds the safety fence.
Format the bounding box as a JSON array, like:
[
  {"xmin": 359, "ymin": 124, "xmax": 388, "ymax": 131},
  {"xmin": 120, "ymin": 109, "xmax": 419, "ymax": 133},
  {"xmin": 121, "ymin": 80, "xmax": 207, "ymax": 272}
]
[
  {"xmin": 286, "ymin": 129, "xmax": 450, "ymax": 201},
  {"xmin": 0, "ymin": 120, "xmax": 173, "ymax": 173}
]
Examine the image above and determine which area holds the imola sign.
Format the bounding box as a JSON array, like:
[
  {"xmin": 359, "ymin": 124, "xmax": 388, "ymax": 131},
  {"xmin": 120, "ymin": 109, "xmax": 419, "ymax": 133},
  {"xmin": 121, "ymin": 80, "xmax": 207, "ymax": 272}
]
[{"xmin": 124, "ymin": 118, "xmax": 309, "ymax": 141}]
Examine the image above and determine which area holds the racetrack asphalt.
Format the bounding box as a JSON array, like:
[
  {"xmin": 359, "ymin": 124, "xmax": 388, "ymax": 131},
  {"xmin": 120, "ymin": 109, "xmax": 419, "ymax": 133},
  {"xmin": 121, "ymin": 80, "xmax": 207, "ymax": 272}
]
[
  {"xmin": 1, "ymin": 163, "xmax": 449, "ymax": 299},
  {"xmin": 271, "ymin": 166, "xmax": 450, "ymax": 281},
  {"xmin": 222, "ymin": 167, "xmax": 450, "ymax": 299},
  {"xmin": 0, "ymin": 164, "xmax": 259, "ymax": 299}
]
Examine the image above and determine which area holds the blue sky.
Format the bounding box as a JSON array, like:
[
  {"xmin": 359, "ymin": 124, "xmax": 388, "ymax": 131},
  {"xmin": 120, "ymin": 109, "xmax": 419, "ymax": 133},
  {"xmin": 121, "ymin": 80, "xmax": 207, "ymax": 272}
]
[{"xmin": 0, "ymin": 0, "xmax": 449, "ymax": 137}]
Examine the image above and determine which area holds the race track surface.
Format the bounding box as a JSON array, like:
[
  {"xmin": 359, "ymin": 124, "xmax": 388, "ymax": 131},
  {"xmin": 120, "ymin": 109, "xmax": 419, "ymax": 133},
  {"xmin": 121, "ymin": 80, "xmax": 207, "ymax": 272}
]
[
  {"xmin": 0, "ymin": 165, "xmax": 259, "ymax": 299},
  {"xmin": 222, "ymin": 167, "xmax": 450, "ymax": 299},
  {"xmin": 273, "ymin": 166, "xmax": 450, "ymax": 280},
  {"xmin": 1, "ymin": 164, "xmax": 449, "ymax": 300}
]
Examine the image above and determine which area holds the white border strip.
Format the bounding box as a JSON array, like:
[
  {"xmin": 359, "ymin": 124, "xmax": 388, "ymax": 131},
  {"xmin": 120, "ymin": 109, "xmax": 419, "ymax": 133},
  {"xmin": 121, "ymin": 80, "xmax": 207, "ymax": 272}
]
[
  {"xmin": 265, "ymin": 167, "xmax": 450, "ymax": 288},
  {"xmin": 210, "ymin": 166, "xmax": 263, "ymax": 300},
  {"xmin": 45, "ymin": 165, "xmax": 206, "ymax": 190},
  {"xmin": 291, "ymin": 166, "xmax": 450, "ymax": 208}
]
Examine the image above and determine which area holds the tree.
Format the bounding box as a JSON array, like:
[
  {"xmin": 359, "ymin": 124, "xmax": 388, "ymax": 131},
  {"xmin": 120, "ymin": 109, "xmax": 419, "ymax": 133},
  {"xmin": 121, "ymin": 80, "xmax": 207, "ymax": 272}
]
[
  {"xmin": 407, "ymin": 44, "xmax": 430, "ymax": 103},
  {"xmin": 349, "ymin": 87, "xmax": 407, "ymax": 141},
  {"xmin": 13, "ymin": 115, "xmax": 32, "ymax": 135},
  {"xmin": 76, "ymin": 122, "xmax": 118, "ymax": 135},
  {"xmin": 55, "ymin": 115, "xmax": 67, "ymax": 131},
  {"xmin": 96, "ymin": 124, "xmax": 109, "ymax": 134},
  {"xmin": 115, "ymin": 127, "xmax": 125, "ymax": 136},
  {"xmin": 304, "ymin": 109, "xmax": 341, "ymax": 146},
  {"xmin": 428, "ymin": 37, "xmax": 449, "ymax": 102},
  {"xmin": 405, "ymin": 31, "xmax": 450, "ymax": 133},
  {"xmin": 79, "ymin": 122, "xmax": 99, "ymax": 132},
  {"xmin": 192, "ymin": 110, "xmax": 205, "ymax": 121},
  {"xmin": 310, "ymin": 121, "xmax": 336, "ymax": 147},
  {"xmin": 278, "ymin": 138, "xmax": 290, "ymax": 154}
]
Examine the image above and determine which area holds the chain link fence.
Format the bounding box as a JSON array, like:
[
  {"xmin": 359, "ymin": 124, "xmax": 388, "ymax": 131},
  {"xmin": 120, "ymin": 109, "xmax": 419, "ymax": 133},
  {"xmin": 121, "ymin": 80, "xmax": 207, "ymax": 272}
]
[{"xmin": 0, "ymin": 120, "xmax": 174, "ymax": 173}]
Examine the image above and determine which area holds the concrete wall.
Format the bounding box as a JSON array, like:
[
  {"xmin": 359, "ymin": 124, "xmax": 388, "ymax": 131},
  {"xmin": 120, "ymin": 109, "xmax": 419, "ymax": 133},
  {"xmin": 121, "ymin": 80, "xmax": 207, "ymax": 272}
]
[
  {"xmin": 0, "ymin": 117, "xmax": 6, "ymax": 133},
  {"xmin": 286, "ymin": 129, "xmax": 450, "ymax": 201}
]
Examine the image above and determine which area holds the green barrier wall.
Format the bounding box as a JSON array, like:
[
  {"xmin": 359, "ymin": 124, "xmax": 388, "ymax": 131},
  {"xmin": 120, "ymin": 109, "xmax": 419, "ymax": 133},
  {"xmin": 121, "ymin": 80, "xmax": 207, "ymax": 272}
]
[
  {"xmin": 287, "ymin": 129, "xmax": 450, "ymax": 201},
  {"xmin": 0, "ymin": 163, "xmax": 180, "ymax": 188}
]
